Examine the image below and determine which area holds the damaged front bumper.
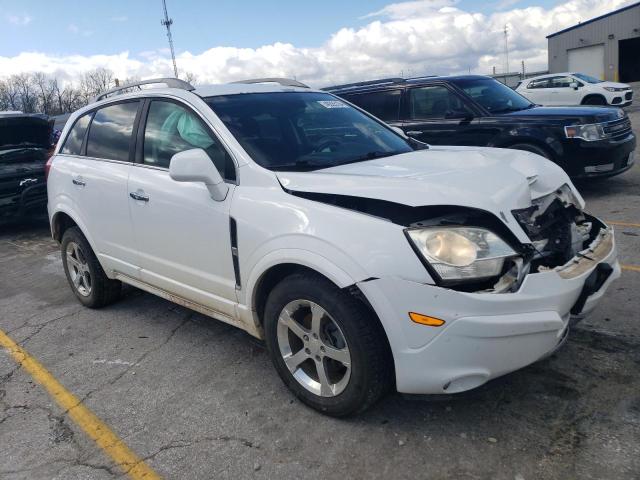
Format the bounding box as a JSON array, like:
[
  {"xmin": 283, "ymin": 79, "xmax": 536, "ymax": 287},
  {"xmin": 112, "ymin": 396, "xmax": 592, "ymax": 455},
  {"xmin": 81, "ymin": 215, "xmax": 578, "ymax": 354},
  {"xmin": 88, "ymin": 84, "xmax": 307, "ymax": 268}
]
[{"xmin": 357, "ymin": 224, "xmax": 619, "ymax": 395}]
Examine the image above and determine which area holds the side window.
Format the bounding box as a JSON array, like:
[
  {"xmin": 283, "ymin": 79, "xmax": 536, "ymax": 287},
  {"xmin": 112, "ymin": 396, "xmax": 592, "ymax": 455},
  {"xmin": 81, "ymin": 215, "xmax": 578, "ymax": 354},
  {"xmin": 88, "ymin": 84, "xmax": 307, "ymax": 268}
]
[
  {"xmin": 527, "ymin": 79, "xmax": 549, "ymax": 89},
  {"xmin": 344, "ymin": 90, "xmax": 401, "ymax": 121},
  {"xmin": 61, "ymin": 113, "xmax": 91, "ymax": 155},
  {"xmin": 408, "ymin": 86, "xmax": 471, "ymax": 119},
  {"xmin": 86, "ymin": 102, "xmax": 139, "ymax": 161},
  {"xmin": 143, "ymin": 100, "xmax": 235, "ymax": 181},
  {"xmin": 549, "ymin": 76, "xmax": 574, "ymax": 88}
]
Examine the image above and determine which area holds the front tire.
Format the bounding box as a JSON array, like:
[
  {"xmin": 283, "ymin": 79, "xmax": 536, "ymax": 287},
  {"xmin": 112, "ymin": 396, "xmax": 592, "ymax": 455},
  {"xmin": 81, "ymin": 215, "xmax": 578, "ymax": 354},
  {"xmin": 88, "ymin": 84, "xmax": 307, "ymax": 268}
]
[
  {"xmin": 61, "ymin": 227, "xmax": 121, "ymax": 308},
  {"xmin": 264, "ymin": 272, "xmax": 393, "ymax": 416},
  {"xmin": 582, "ymin": 95, "xmax": 607, "ymax": 106}
]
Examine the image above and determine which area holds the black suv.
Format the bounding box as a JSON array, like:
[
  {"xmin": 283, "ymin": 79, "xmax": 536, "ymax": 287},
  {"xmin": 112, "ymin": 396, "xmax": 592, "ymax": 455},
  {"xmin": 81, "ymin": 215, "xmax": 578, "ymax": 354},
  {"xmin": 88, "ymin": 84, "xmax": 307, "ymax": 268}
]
[
  {"xmin": 0, "ymin": 113, "xmax": 53, "ymax": 220},
  {"xmin": 324, "ymin": 75, "xmax": 636, "ymax": 179}
]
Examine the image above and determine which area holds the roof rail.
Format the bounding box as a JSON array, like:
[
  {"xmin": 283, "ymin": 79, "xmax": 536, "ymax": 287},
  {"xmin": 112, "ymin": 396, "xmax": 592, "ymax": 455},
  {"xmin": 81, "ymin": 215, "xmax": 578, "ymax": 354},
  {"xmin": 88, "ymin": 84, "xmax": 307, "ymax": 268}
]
[
  {"xmin": 322, "ymin": 77, "xmax": 405, "ymax": 92},
  {"xmin": 230, "ymin": 78, "xmax": 310, "ymax": 89},
  {"xmin": 94, "ymin": 77, "xmax": 195, "ymax": 102}
]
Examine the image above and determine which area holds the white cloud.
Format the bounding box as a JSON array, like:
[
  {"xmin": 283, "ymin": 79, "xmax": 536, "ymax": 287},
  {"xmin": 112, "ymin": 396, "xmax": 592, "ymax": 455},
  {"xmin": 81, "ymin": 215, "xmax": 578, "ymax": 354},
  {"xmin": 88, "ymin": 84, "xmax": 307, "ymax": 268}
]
[
  {"xmin": 0, "ymin": 0, "xmax": 635, "ymax": 87},
  {"xmin": 6, "ymin": 13, "xmax": 32, "ymax": 26}
]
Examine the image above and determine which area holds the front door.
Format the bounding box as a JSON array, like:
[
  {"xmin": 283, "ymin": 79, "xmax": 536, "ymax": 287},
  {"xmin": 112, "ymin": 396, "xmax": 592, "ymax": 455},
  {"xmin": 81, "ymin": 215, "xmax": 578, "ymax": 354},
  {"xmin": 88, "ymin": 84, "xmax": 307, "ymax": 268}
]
[
  {"xmin": 401, "ymin": 85, "xmax": 484, "ymax": 146},
  {"xmin": 127, "ymin": 98, "xmax": 238, "ymax": 317}
]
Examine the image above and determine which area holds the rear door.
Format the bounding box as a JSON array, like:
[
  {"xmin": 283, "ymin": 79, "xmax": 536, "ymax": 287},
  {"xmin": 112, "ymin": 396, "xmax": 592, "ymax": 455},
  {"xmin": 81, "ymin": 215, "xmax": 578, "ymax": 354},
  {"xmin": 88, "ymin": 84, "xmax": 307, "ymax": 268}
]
[
  {"xmin": 400, "ymin": 84, "xmax": 482, "ymax": 146},
  {"xmin": 59, "ymin": 101, "xmax": 141, "ymax": 278},
  {"xmin": 127, "ymin": 97, "xmax": 238, "ymax": 317},
  {"xmin": 520, "ymin": 78, "xmax": 549, "ymax": 104}
]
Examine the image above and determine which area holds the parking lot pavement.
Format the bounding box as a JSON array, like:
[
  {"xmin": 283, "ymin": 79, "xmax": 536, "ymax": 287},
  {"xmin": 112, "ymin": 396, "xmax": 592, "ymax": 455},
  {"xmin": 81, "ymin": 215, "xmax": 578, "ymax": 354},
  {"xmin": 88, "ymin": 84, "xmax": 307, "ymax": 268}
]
[{"xmin": 2, "ymin": 118, "xmax": 640, "ymax": 480}]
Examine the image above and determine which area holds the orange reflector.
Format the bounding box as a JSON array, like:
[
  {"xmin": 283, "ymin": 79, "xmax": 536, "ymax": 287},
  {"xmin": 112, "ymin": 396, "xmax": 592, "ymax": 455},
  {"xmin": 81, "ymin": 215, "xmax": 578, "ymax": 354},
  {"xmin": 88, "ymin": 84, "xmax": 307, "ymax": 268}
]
[{"xmin": 409, "ymin": 312, "xmax": 445, "ymax": 327}]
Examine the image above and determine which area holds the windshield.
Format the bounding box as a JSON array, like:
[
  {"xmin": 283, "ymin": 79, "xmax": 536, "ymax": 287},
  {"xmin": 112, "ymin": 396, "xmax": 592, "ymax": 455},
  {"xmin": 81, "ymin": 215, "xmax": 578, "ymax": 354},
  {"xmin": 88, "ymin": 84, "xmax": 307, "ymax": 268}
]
[
  {"xmin": 572, "ymin": 73, "xmax": 603, "ymax": 84},
  {"xmin": 205, "ymin": 92, "xmax": 414, "ymax": 171},
  {"xmin": 450, "ymin": 77, "xmax": 533, "ymax": 114}
]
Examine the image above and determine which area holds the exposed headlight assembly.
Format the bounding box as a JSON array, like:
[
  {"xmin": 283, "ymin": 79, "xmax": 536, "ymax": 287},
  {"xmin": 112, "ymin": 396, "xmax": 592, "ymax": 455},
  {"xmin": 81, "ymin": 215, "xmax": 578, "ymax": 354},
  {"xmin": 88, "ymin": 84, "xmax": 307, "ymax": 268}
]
[
  {"xmin": 564, "ymin": 123, "xmax": 606, "ymax": 142},
  {"xmin": 406, "ymin": 227, "xmax": 517, "ymax": 282},
  {"xmin": 603, "ymin": 87, "xmax": 626, "ymax": 92}
]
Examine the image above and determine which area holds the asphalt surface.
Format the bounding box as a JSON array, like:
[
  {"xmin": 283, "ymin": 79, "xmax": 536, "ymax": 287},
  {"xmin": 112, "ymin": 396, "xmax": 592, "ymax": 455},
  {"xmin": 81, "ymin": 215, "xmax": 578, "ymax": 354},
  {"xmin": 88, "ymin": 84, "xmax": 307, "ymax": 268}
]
[{"xmin": 2, "ymin": 92, "xmax": 640, "ymax": 479}]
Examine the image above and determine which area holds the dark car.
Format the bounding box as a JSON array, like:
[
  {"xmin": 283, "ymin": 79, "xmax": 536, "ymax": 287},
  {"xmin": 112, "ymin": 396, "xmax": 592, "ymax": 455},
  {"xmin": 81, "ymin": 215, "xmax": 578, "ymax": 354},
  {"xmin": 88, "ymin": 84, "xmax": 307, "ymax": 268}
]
[
  {"xmin": 324, "ymin": 75, "xmax": 636, "ymax": 179},
  {"xmin": 0, "ymin": 113, "xmax": 54, "ymax": 220}
]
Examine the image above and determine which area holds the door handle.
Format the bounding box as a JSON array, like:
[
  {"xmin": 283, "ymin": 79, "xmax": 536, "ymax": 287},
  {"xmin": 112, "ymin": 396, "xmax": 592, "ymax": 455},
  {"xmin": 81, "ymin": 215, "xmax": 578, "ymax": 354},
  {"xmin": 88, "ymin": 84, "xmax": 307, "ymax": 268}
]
[
  {"xmin": 406, "ymin": 130, "xmax": 423, "ymax": 136},
  {"xmin": 72, "ymin": 177, "xmax": 86, "ymax": 186},
  {"xmin": 129, "ymin": 191, "xmax": 149, "ymax": 202}
]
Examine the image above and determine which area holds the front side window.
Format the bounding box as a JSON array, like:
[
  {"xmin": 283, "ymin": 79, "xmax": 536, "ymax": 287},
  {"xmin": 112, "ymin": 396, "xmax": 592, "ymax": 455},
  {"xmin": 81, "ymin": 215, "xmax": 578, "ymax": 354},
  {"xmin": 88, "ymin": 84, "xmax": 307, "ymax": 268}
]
[
  {"xmin": 549, "ymin": 76, "xmax": 575, "ymax": 88},
  {"xmin": 61, "ymin": 113, "xmax": 92, "ymax": 155},
  {"xmin": 86, "ymin": 102, "xmax": 139, "ymax": 161},
  {"xmin": 451, "ymin": 77, "xmax": 533, "ymax": 114},
  {"xmin": 527, "ymin": 78, "xmax": 550, "ymax": 89},
  {"xmin": 206, "ymin": 92, "xmax": 413, "ymax": 171},
  {"xmin": 408, "ymin": 86, "xmax": 471, "ymax": 119},
  {"xmin": 142, "ymin": 100, "xmax": 235, "ymax": 180},
  {"xmin": 342, "ymin": 90, "xmax": 401, "ymax": 121}
]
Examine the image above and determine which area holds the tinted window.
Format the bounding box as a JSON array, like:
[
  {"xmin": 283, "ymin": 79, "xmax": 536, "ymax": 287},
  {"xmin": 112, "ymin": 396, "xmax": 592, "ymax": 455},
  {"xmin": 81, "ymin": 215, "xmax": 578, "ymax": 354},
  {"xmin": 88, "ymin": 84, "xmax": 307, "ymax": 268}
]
[
  {"xmin": 527, "ymin": 78, "xmax": 550, "ymax": 89},
  {"xmin": 206, "ymin": 92, "xmax": 413, "ymax": 171},
  {"xmin": 143, "ymin": 100, "xmax": 235, "ymax": 181},
  {"xmin": 61, "ymin": 113, "xmax": 91, "ymax": 155},
  {"xmin": 343, "ymin": 90, "xmax": 401, "ymax": 121},
  {"xmin": 86, "ymin": 102, "xmax": 139, "ymax": 161},
  {"xmin": 408, "ymin": 86, "xmax": 471, "ymax": 119}
]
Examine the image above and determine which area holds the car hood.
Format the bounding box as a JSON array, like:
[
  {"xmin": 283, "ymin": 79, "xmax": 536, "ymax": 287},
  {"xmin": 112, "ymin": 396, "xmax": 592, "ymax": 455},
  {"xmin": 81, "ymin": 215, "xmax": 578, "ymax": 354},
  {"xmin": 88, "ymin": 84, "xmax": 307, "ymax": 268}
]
[
  {"xmin": 502, "ymin": 105, "xmax": 624, "ymax": 123},
  {"xmin": 0, "ymin": 114, "xmax": 52, "ymax": 151},
  {"xmin": 276, "ymin": 147, "xmax": 582, "ymax": 242},
  {"xmin": 598, "ymin": 81, "xmax": 630, "ymax": 89}
]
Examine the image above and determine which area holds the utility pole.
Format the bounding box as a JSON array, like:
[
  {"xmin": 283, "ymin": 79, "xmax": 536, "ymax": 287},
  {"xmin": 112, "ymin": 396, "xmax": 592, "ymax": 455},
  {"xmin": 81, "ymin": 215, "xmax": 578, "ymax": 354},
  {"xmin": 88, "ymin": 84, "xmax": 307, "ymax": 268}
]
[
  {"xmin": 503, "ymin": 24, "xmax": 510, "ymax": 74},
  {"xmin": 161, "ymin": 0, "xmax": 179, "ymax": 78}
]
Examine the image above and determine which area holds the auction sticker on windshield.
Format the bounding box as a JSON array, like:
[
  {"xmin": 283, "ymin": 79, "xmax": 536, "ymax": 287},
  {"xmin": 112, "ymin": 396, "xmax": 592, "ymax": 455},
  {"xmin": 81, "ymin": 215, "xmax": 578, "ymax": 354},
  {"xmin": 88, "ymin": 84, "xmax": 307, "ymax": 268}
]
[{"xmin": 318, "ymin": 100, "xmax": 348, "ymax": 108}]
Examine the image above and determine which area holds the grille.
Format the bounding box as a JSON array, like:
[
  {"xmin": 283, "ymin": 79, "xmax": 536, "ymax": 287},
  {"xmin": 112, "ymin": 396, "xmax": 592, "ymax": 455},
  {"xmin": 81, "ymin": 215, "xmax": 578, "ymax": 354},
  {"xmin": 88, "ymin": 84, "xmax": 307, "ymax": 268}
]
[{"xmin": 603, "ymin": 118, "xmax": 632, "ymax": 140}]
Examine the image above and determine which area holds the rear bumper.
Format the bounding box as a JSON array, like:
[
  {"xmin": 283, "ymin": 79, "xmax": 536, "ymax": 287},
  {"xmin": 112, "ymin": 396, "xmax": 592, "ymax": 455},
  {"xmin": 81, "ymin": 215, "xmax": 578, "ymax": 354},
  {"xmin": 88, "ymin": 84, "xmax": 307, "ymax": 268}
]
[{"xmin": 358, "ymin": 228, "xmax": 620, "ymax": 394}]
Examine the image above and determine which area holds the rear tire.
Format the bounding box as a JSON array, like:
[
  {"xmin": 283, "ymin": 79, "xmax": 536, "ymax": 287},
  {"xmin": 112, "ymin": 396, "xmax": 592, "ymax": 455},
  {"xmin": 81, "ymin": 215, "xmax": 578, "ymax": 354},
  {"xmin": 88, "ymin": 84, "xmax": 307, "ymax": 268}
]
[
  {"xmin": 582, "ymin": 95, "xmax": 607, "ymax": 106},
  {"xmin": 61, "ymin": 227, "xmax": 121, "ymax": 308},
  {"xmin": 509, "ymin": 143, "xmax": 552, "ymax": 160},
  {"xmin": 264, "ymin": 272, "xmax": 393, "ymax": 416}
]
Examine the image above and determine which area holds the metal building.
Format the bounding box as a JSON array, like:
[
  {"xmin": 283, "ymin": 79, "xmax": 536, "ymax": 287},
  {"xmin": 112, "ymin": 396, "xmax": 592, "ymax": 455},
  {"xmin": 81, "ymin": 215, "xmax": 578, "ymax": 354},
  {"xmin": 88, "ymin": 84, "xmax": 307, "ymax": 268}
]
[{"xmin": 547, "ymin": 2, "xmax": 640, "ymax": 82}]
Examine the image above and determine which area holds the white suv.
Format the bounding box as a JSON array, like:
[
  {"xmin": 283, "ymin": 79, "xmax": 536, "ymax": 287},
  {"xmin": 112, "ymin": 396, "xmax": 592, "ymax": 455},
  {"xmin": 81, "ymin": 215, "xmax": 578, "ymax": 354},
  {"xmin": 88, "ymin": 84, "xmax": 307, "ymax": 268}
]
[
  {"xmin": 516, "ymin": 72, "xmax": 633, "ymax": 107},
  {"xmin": 47, "ymin": 78, "xmax": 620, "ymax": 416}
]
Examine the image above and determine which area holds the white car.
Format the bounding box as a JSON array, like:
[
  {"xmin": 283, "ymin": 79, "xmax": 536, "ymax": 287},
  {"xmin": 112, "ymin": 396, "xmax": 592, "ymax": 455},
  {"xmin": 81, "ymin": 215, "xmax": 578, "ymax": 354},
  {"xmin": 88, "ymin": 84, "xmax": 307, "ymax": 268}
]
[
  {"xmin": 516, "ymin": 72, "xmax": 633, "ymax": 107},
  {"xmin": 47, "ymin": 78, "xmax": 620, "ymax": 416}
]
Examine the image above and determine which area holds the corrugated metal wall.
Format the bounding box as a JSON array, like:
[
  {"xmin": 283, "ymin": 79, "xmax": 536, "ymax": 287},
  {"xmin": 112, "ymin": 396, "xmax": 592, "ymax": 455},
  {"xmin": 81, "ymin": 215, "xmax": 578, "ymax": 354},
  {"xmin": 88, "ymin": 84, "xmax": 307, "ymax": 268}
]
[{"xmin": 548, "ymin": 4, "xmax": 640, "ymax": 81}]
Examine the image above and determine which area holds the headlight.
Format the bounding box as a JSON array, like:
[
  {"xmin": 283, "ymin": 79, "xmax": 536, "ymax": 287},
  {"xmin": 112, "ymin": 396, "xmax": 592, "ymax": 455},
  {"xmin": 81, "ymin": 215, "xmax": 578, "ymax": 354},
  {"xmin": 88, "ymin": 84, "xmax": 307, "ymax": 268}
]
[
  {"xmin": 406, "ymin": 227, "xmax": 516, "ymax": 281},
  {"xmin": 564, "ymin": 123, "xmax": 606, "ymax": 142},
  {"xmin": 603, "ymin": 87, "xmax": 625, "ymax": 92}
]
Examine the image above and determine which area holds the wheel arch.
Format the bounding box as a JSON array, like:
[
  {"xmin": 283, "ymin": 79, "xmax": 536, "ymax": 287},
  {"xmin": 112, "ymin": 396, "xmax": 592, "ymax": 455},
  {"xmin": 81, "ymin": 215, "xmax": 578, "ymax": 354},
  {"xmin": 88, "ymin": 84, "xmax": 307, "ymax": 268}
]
[
  {"xmin": 50, "ymin": 207, "xmax": 98, "ymax": 254},
  {"xmin": 581, "ymin": 94, "xmax": 607, "ymax": 105}
]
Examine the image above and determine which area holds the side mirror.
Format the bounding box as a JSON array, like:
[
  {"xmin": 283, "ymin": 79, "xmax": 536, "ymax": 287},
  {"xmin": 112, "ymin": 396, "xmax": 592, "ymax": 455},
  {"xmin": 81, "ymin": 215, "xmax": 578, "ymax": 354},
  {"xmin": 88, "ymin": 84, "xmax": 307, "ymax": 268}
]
[
  {"xmin": 390, "ymin": 126, "xmax": 408, "ymax": 138},
  {"xmin": 169, "ymin": 148, "xmax": 229, "ymax": 201},
  {"xmin": 570, "ymin": 82, "xmax": 579, "ymax": 90}
]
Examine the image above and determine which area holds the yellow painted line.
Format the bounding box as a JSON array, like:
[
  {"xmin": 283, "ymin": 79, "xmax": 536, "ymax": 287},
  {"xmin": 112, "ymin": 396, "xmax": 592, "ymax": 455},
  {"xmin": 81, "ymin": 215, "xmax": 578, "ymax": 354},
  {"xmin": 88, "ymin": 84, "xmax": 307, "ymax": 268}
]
[
  {"xmin": 0, "ymin": 328, "xmax": 161, "ymax": 480},
  {"xmin": 622, "ymin": 264, "xmax": 640, "ymax": 272},
  {"xmin": 607, "ymin": 221, "xmax": 640, "ymax": 228}
]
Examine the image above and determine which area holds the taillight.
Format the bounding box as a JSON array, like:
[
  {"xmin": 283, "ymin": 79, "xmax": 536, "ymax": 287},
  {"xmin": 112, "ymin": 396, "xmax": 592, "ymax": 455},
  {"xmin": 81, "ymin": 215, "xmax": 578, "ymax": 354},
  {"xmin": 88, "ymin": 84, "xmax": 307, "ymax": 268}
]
[{"xmin": 45, "ymin": 156, "xmax": 54, "ymax": 182}]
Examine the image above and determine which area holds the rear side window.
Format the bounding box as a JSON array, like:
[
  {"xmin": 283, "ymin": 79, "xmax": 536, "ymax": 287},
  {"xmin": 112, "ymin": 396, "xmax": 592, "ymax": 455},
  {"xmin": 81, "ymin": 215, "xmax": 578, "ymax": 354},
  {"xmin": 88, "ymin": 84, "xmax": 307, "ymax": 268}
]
[
  {"xmin": 408, "ymin": 86, "xmax": 471, "ymax": 119},
  {"xmin": 343, "ymin": 90, "xmax": 401, "ymax": 121},
  {"xmin": 61, "ymin": 114, "xmax": 91, "ymax": 155},
  {"xmin": 86, "ymin": 102, "xmax": 139, "ymax": 161},
  {"xmin": 143, "ymin": 100, "xmax": 236, "ymax": 181}
]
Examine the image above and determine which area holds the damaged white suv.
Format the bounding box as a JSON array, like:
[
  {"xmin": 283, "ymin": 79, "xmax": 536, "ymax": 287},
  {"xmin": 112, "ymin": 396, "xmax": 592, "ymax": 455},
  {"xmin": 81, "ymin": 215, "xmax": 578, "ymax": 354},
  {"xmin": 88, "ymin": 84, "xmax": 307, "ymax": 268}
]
[{"xmin": 48, "ymin": 78, "xmax": 620, "ymax": 416}]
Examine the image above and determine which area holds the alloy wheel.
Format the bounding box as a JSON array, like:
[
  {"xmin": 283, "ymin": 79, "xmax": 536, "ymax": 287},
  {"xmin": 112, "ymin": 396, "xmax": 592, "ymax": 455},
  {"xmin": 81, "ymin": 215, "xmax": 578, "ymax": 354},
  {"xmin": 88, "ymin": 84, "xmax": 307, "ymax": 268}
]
[
  {"xmin": 66, "ymin": 241, "xmax": 92, "ymax": 297},
  {"xmin": 276, "ymin": 300, "xmax": 351, "ymax": 397}
]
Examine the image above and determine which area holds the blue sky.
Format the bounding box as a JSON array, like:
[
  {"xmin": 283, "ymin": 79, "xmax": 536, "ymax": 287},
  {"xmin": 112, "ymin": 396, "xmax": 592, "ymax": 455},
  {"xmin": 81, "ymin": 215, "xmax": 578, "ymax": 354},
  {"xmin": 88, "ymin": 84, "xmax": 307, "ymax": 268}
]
[
  {"xmin": 1, "ymin": 0, "xmax": 559, "ymax": 57},
  {"xmin": 0, "ymin": 0, "xmax": 629, "ymax": 86}
]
